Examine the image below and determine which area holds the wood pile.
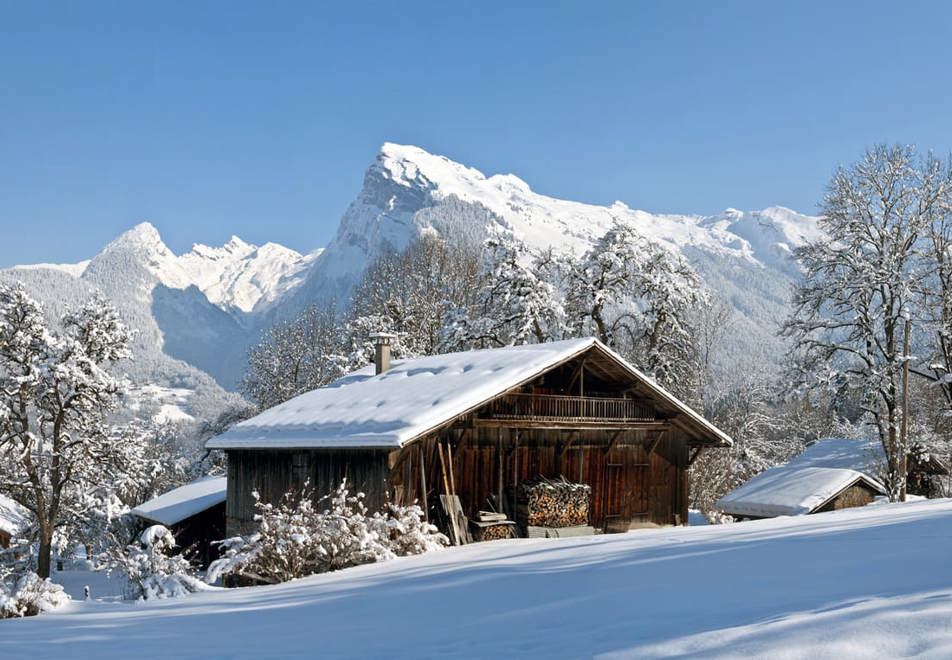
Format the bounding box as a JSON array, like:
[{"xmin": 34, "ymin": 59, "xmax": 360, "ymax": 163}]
[
  {"xmin": 470, "ymin": 511, "xmax": 516, "ymax": 542},
  {"xmin": 471, "ymin": 522, "xmax": 515, "ymax": 541},
  {"xmin": 517, "ymin": 477, "xmax": 591, "ymax": 528}
]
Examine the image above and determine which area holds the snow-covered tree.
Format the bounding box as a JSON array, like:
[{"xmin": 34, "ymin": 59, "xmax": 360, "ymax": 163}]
[
  {"xmin": 0, "ymin": 284, "xmax": 134, "ymax": 577},
  {"xmin": 242, "ymin": 304, "xmax": 349, "ymax": 410},
  {"xmin": 782, "ymin": 145, "xmax": 950, "ymax": 500},
  {"xmin": 443, "ymin": 230, "xmax": 564, "ymax": 349},
  {"xmin": 0, "ymin": 567, "xmax": 69, "ymax": 618},
  {"xmin": 921, "ymin": 171, "xmax": 952, "ymax": 418},
  {"xmin": 349, "ymin": 234, "xmax": 482, "ymax": 358},
  {"xmin": 106, "ymin": 524, "xmax": 206, "ymax": 600},
  {"xmin": 564, "ymin": 219, "xmax": 707, "ymax": 396}
]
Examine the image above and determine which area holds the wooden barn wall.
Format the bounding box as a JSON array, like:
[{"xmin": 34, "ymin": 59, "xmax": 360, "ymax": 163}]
[
  {"xmin": 170, "ymin": 502, "xmax": 226, "ymax": 569},
  {"xmin": 816, "ymin": 483, "xmax": 878, "ymax": 513},
  {"xmin": 389, "ymin": 428, "xmax": 690, "ymax": 531},
  {"xmin": 226, "ymin": 449, "xmax": 390, "ymax": 535}
]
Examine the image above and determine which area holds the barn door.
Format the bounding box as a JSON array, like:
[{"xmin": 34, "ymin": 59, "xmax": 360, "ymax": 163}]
[
  {"xmin": 602, "ymin": 459, "xmax": 625, "ymax": 532},
  {"xmin": 603, "ymin": 445, "xmax": 651, "ymax": 532}
]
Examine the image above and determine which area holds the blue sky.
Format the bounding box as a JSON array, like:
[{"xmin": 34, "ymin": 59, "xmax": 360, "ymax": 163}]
[{"xmin": 2, "ymin": 1, "xmax": 951, "ymax": 267}]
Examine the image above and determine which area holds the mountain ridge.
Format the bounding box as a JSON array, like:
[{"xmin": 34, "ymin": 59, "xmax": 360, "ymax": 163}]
[{"xmin": 3, "ymin": 142, "xmax": 821, "ymax": 418}]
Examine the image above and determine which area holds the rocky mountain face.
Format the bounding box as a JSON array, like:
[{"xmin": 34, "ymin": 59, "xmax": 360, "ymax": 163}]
[
  {"xmin": 2, "ymin": 143, "xmax": 821, "ymax": 419},
  {"xmin": 295, "ymin": 143, "xmax": 821, "ymax": 371}
]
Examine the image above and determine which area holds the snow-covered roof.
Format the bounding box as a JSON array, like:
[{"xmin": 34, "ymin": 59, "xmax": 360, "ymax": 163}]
[
  {"xmin": 787, "ymin": 437, "xmax": 885, "ymax": 473},
  {"xmin": 0, "ymin": 494, "xmax": 28, "ymax": 536},
  {"xmin": 207, "ymin": 338, "xmax": 732, "ymax": 450},
  {"xmin": 715, "ymin": 466, "xmax": 886, "ymax": 518},
  {"xmin": 131, "ymin": 477, "xmax": 227, "ymax": 526}
]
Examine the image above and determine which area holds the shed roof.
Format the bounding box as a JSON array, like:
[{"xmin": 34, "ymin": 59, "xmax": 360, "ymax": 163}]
[
  {"xmin": 131, "ymin": 477, "xmax": 227, "ymax": 527},
  {"xmin": 206, "ymin": 338, "xmax": 732, "ymax": 450},
  {"xmin": 715, "ymin": 466, "xmax": 886, "ymax": 518},
  {"xmin": 0, "ymin": 494, "xmax": 28, "ymax": 536},
  {"xmin": 787, "ymin": 437, "xmax": 885, "ymax": 472}
]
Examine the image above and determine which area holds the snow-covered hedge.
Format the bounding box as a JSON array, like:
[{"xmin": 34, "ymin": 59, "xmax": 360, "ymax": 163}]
[
  {"xmin": 0, "ymin": 570, "xmax": 70, "ymax": 618},
  {"xmin": 108, "ymin": 525, "xmax": 208, "ymax": 600},
  {"xmin": 207, "ymin": 481, "xmax": 447, "ymax": 585}
]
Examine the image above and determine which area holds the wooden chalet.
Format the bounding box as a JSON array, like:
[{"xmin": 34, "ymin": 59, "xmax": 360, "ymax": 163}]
[{"xmin": 207, "ymin": 337, "xmax": 732, "ymax": 537}]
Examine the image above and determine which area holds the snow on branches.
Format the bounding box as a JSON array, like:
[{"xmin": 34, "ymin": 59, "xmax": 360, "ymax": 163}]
[
  {"xmin": 782, "ymin": 145, "xmax": 952, "ymax": 500},
  {"xmin": 207, "ymin": 481, "xmax": 447, "ymax": 585},
  {"xmin": 0, "ymin": 567, "xmax": 69, "ymax": 618},
  {"xmin": 105, "ymin": 524, "xmax": 208, "ymax": 600},
  {"xmin": 0, "ymin": 283, "xmax": 135, "ymax": 577}
]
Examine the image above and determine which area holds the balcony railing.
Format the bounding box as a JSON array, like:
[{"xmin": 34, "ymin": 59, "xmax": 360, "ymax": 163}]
[{"xmin": 482, "ymin": 393, "xmax": 655, "ymax": 422}]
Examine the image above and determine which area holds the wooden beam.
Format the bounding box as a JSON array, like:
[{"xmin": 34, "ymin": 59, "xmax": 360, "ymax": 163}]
[
  {"xmin": 418, "ymin": 444, "xmax": 428, "ymax": 522},
  {"xmin": 497, "ymin": 428, "xmax": 504, "ymax": 514},
  {"xmin": 645, "ymin": 430, "xmax": 666, "ymax": 457},
  {"xmin": 687, "ymin": 446, "xmax": 705, "ymax": 466},
  {"xmin": 603, "ymin": 429, "xmax": 624, "ymax": 455},
  {"xmin": 565, "ymin": 358, "xmax": 586, "ymax": 395},
  {"xmin": 437, "ymin": 442, "xmax": 460, "ymax": 546},
  {"xmin": 558, "ymin": 430, "xmax": 581, "ymax": 457},
  {"xmin": 446, "ymin": 440, "xmax": 457, "ymax": 495},
  {"xmin": 474, "ymin": 419, "xmax": 672, "ymax": 431}
]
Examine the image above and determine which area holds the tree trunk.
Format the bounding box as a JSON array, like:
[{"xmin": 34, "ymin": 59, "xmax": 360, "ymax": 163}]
[{"xmin": 37, "ymin": 527, "xmax": 53, "ymax": 579}]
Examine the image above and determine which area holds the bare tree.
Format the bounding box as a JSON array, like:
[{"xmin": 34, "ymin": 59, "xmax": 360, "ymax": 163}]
[{"xmin": 242, "ymin": 304, "xmax": 348, "ymax": 410}]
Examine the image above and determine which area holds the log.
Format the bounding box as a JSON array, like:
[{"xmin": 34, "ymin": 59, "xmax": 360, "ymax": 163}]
[{"xmin": 516, "ymin": 476, "xmax": 591, "ymax": 528}]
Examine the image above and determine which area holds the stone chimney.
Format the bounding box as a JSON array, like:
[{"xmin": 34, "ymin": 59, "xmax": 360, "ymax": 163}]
[{"xmin": 370, "ymin": 332, "xmax": 397, "ymax": 375}]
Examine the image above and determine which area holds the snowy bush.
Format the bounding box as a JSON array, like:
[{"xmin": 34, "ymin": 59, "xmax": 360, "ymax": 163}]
[
  {"xmin": 0, "ymin": 569, "xmax": 69, "ymax": 618},
  {"xmin": 371, "ymin": 502, "xmax": 448, "ymax": 557},
  {"xmin": 108, "ymin": 525, "xmax": 207, "ymax": 600},
  {"xmin": 207, "ymin": 481, "xmax": 447, "ymax": 586},
  {"xmin": 706, "ymin": 510, "xmax": 734, "ymax": 525}
]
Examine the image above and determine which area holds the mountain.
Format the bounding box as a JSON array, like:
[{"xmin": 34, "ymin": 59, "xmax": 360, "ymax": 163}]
[
  {"xmin": 2, "ymin": 223, "xmax": 318, "ymax": 420},
  {"xmin": 2, "ymin": 142, "xmax": 820, "ymax": 420},
  {"xmin": 296, "ymin": 143, "xmax": 821, "ymax": 371}
]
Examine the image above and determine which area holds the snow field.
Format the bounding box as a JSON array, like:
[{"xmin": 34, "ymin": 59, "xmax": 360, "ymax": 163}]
[{"xmin": 1, "ymin": 498, "xmax": 950, "ymax": 659}]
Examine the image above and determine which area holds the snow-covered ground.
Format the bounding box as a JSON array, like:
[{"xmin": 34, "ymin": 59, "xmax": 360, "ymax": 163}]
[{"xmin": 3, "ymin": 499, "xmax": 951, "ymax": 659}]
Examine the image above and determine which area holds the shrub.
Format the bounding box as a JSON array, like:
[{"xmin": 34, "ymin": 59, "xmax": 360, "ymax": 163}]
[
  {"xmin": 0, "ymin": 570, "xmax": 70, "ymax": 618},
  {"xmin": 108, "ymin": 525, "xmax": 208, "ymax": 600},
  {"xmin": 208, "ymin": 481, "xmax": 447, "ymax": 585}
]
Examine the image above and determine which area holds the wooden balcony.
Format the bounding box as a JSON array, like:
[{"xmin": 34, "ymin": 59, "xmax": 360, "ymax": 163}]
[{"xmin": 475, "ymin": 393, "xmax": 659, "ymax": 429}]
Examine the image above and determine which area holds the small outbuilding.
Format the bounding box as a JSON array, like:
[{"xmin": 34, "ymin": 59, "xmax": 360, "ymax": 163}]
[
  {"xmin": 131, "ymin": 477, "xmax": 226, "ymax": 567},
  {"xmin": 0, "ymin": 494, "xmax": 28, "ymax": 550},
  {"xmin": 715, "ymin": 466, "xmax": 886, "ymax": 520},
  {"xmin": 207, "ymin": 337, "xmax": 732, "ymax": 538},
  {"xmin": 787, "ymin": 437, "xmax": 949, "ymax": 498}
]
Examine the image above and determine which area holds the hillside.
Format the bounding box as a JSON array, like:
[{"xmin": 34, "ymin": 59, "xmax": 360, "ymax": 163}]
[
  {"xmin": 1, "ymin": 143, "xmax": 821, "ymax": 417},
  {"xmin": 2, "ymin": 499, "xmax": 950, "ymax": 659}
]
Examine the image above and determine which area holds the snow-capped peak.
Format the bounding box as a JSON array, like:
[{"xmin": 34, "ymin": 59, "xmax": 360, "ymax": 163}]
[
  {"xmin": 74, "ymin": 221, "xmax": 317, "ymax": 315},
  {"xmin": 360, "ymin": 143, "xmax": 822, "ymax": 268},
  {"xmin": 187, "ymin": 235, "xmax": 255, "ymax": 261},
  {"xmin": 114, "ymin": 221, "xmax": 167, "ymax": 250}
]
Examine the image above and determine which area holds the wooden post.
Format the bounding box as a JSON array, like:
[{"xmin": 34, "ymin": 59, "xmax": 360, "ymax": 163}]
[
  {"xmin": 900, "ymin": 317, "xmax": 911, "ymax": 502},
  {"xmin": 437, "ymin": 442, "xmax": 460, "ymax": 546},
  {"xmin": 418, "ymin": 444, "xmax": 428, "ymax": 522},
  {"xmin": 497, "ymin": 428, "xmax": 504, "ymax": 514}
]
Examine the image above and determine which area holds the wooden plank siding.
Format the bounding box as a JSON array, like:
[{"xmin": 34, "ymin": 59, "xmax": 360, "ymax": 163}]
[
  {"xmin": 386, "ymin": 428, "xmax": 690, "ymax": 532},
  {"xmin": 226, "ymin": 449, "xmax": 391, "ymax": 536}
]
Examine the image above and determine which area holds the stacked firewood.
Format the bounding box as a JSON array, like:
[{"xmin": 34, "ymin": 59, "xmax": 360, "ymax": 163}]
[
  {"xmin": 517, "ymin": 477, "xmax": 591, "ymax": 527},
  {"xmin": 473, "ymin": 524, "xmax": 515, "ymax": 541},
  {"xmin": 471, "ymin": 511, "xmax": 515, "ymax": 542}
]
